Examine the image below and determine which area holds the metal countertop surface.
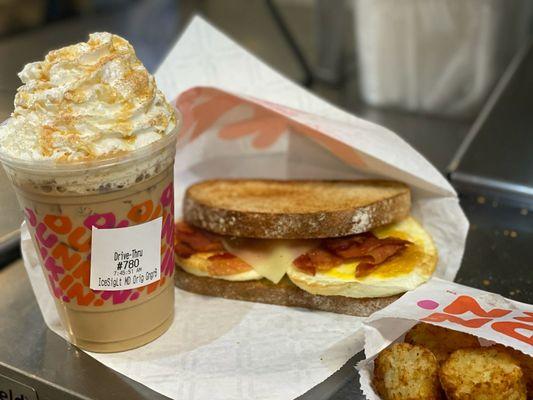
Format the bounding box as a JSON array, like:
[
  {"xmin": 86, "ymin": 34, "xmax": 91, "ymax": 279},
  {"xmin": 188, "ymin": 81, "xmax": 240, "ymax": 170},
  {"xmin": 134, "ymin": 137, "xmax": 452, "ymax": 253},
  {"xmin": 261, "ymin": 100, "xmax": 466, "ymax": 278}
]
[{"xmin": 0, "ymin": 7, "xmax": 531, "ymax": 400}]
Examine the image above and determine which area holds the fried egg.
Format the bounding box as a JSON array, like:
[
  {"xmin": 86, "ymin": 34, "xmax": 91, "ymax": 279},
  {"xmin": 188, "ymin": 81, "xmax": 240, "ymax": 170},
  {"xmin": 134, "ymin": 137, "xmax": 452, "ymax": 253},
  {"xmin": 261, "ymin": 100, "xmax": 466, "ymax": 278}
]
[
  {"xmin": 176, "ymin": 252, "xmax": 263, "ymax": 281},
  {"xmin": 286, "ymin": 217, "xmax": 438, "ymax": 298}
]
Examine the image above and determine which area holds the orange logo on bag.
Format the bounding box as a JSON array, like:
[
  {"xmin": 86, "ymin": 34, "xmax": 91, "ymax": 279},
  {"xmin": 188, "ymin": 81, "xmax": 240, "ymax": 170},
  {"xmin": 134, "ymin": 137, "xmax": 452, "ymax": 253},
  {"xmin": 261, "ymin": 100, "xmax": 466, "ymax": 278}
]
[
  {"xmin": 492, "ymin": 312, "xmax": 533, "ymax": 346},
  {"xmin": 176, "ymin": 87, "xmax": 367, "ymax": 168},
  {"xmin": 417, "ymin": 295, "xmax": 533, "ymax": 348}
]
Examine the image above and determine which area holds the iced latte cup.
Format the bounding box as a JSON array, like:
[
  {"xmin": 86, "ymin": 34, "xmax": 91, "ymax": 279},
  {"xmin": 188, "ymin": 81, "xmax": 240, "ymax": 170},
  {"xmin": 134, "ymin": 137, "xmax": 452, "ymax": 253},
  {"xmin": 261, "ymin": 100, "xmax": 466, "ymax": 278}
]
[{"xmin": 0, "ymin": 33, "xmax": 179, "ymax": 352}]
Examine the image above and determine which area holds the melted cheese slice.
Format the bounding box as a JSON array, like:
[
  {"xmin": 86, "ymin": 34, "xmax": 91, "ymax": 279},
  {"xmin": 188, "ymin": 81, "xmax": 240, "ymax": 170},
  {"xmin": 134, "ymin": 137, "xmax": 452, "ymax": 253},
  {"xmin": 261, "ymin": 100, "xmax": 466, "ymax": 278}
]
[{"xmin": 222, "ymin": 238, "xmax": 317, "ymax": 283}]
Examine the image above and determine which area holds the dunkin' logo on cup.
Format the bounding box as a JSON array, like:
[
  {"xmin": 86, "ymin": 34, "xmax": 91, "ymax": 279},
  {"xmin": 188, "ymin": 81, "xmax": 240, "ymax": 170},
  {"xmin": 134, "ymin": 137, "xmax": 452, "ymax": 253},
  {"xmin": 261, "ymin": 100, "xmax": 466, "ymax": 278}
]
[
  {"xmin": 24, "ymin": 182, "xmax": 175, "ymax": 307},
  {"xmin": 416, "ymin": 294, "xmax": 533, "ymax": 347}
]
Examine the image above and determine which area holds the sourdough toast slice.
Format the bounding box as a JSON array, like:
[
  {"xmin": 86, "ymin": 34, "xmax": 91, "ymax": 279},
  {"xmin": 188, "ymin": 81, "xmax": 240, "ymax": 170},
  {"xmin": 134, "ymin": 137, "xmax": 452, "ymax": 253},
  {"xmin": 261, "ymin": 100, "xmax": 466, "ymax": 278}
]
[
  {"xmin": 183, "ymin": 179, "xmax": 410, "ymax": 239},
  {"xmin": 174, "ymin": 267, "xmax": 400, "ymax": 316}
]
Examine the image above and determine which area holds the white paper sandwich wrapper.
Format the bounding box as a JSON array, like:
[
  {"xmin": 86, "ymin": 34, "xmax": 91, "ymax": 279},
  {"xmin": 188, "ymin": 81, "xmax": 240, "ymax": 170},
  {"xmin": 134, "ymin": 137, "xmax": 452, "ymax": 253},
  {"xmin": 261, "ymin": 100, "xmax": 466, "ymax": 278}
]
[
  {"xmin": 21, "ymin": 16, "xmax": 468, "ymax": 400},
  {"xmin": 357, "ymin": 278, "xmax": 533, "ymax": 400}
]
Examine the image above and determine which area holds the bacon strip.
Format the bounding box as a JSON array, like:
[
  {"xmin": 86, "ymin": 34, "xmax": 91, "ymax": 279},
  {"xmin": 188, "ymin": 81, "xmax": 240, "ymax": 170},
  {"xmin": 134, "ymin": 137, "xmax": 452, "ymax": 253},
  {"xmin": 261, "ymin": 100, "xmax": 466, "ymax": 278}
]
[
  {"xmin": 323, "ymin": 232, "xmax": 376, "ymax": 255},
  {"xmin": 355, "ymin": 262, "xmax": 378, "ymax": 277},
  {"xmin": 207, "ymin": 252, "xmax": 253, "ymax": 276},
  {"xmin": 323, "ymin": 232, "xmax": 409, "ymax": 259},
  {"xmin": 175, "ymin": 221, "xmax": 225, "ymax": 258},
  {"xmin": 293, "ymin": 249, "xmax": 343, "ymax": 276},
  {"xmin": 294, "ymin": 232, "xmax": 411, "ymax": 277},
  {"xmin": 174, "ymin": 223, "xmax": 254, "ymax": 276},
  {"xmin": 354, "ymin": 242, "xmax": 407, "ymax": 278}
]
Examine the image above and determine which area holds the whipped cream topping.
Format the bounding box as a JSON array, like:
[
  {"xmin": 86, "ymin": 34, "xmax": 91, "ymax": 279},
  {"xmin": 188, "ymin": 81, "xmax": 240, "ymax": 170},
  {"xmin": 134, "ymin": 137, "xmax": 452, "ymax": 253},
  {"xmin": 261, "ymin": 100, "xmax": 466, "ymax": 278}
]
[{"xmin": 0, "ymin": 32, "xmax": 176, "ymax": 162}]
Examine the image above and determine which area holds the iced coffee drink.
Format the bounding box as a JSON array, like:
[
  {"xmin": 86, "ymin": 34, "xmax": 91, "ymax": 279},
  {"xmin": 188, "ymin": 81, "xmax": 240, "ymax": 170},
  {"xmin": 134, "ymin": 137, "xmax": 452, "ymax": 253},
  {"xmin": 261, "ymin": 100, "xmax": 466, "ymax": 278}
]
[{"xmin": 0, "ymin": 33, "xmax": 178, "ymax": 352}]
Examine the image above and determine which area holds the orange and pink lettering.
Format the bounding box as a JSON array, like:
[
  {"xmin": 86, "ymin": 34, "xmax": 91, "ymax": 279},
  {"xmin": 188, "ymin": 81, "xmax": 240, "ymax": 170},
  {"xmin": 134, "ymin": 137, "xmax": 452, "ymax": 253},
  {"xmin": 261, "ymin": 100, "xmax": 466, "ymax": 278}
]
[
  {"xmin": 52, "ymin": 243, "xmax": 81, "ymax": 271},
  {"xmin": 68, "ymin": 227, "xmax": 91, "ymax": 252},
  {"xmin": 492, "ymin": 321, "xmax": 533, "ymax": 346},
  {"xmin": 25, "ymin": 181, "xmax": 174, "ymax": 307},
  {"xmin": 36, "ymin": 223, "xmax": 58, "ymax": 248},
  {"xmin": 25, "ymin": 208, "xmax": 37, "ymax": 227},
  {"xmin": 417, "ymin": 295, "xmax": 533, "ymax": 347},
  {"xmin": 44, "ymin": 215, "xmax": 72, "ymax": 234},
  {"xmin": 443, "ymin": 295, "xmax": 511, "ymax": 318},
  {"xmin": 421, "ymin": 313, "xmax": 492, "ymax": 328}
]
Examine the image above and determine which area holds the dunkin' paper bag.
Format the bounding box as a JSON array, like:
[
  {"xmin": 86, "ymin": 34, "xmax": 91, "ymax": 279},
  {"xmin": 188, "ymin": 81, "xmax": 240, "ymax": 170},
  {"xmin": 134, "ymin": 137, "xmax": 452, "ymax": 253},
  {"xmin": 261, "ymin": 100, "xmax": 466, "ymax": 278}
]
[
  {"xmin": 358, "ymin": 278, "xmax": 533, "ymax": 400},
  {"xmin": 21, "ymin": 16, "xmax": 468, "ymax": 400}
]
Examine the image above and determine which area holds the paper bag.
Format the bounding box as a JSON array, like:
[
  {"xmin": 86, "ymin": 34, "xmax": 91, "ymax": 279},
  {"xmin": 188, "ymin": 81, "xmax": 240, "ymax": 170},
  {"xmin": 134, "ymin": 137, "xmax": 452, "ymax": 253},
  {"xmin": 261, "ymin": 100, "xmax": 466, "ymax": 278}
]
[{"xmin": 357, "ymin": 278, "xmax": 533, "ymax": 399}]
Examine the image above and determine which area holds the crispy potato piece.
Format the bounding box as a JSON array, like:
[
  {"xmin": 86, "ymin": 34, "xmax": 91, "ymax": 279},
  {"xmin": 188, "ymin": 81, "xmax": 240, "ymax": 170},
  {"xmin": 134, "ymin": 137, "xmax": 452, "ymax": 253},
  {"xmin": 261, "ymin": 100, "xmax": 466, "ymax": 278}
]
[
  {"xmin": 373, "ymin": 343, "xmax": 441, "ymax": 400},
  {"xmin": 440, "ymin": 347, "xmax": 526, "ymax": 400},
  {"xmin": 404, "ymin": 323, "xmax": 479, "ymax": 363},
  {"xmin": 496, "ymin": 345, "xmax": 533, "ymax": 399}
]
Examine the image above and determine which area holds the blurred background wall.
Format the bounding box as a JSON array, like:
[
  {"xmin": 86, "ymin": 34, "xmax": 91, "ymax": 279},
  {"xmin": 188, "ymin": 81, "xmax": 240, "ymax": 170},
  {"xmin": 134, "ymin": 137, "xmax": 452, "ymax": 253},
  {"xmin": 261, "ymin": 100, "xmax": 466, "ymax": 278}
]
[{"xmin": 1, "ymin": 0, "xmax": 532, "ymax": 119}]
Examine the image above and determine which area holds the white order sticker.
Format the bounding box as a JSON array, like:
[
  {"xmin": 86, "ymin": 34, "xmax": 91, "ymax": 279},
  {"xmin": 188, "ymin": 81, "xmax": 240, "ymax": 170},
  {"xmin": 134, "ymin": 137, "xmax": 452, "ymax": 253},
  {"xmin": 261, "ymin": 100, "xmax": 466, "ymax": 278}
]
[{"xmin": 90, "ymin": 217, "xmax": 162, "ymax": 291}]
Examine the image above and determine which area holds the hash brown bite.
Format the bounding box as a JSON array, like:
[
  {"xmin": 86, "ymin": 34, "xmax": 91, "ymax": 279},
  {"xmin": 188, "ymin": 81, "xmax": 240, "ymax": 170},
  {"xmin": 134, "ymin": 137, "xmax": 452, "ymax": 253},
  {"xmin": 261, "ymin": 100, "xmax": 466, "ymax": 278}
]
[
  {"xmin": 372, "ymin": 343, "xmax": 441, "ymax": 400},
  {"xmin": 404, "ymin": 323, "xmax": 480, "ymax": 363},
  {"xmin": 496, "ymin": 345, "xmax": 533, "ymax": 398},
  {"xmin": 440, "ymin": 347, "xmax": 527, "ymax": 400}
]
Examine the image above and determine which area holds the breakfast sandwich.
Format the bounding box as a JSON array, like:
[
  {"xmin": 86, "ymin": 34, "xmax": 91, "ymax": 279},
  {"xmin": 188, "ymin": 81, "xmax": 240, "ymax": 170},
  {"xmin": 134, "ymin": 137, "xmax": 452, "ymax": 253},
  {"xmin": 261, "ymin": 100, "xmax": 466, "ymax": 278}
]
[{"xmin": 174, "ymin": 179, "xmax": 438, "ymax": 316}]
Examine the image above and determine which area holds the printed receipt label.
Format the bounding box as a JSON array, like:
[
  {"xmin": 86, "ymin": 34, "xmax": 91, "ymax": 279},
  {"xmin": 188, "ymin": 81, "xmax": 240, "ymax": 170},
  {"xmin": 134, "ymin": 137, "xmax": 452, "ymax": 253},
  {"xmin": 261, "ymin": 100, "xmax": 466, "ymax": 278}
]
[{"xmin": 90, "ymin": 217, "xmax": 162, "ymax": 290}]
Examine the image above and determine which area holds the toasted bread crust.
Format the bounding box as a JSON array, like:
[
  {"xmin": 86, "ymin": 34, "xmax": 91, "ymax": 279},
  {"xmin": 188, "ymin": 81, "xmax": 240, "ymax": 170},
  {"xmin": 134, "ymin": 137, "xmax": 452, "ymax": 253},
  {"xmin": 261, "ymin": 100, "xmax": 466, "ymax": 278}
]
[
  {"xmin": 174, "ymin": 266, "xmax": 400, "ymax": 316},
  {"xmin": 184, "ymin": 179, "xmax": 411, "ymax": 239}
]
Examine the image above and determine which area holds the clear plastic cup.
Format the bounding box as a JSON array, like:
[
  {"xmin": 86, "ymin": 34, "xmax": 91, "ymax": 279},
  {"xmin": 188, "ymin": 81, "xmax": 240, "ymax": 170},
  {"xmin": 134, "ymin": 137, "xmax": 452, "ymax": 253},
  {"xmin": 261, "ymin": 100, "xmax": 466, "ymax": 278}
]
[{"xmin": 0, "ymin": 116, "xmax": 180, "ymax": 352}]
